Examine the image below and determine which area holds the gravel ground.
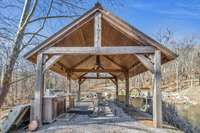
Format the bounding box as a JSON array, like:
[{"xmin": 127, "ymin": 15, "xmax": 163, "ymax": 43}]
[{"xmin": 29, "ymin": 102, "xmax": 182, "ymax": 133}]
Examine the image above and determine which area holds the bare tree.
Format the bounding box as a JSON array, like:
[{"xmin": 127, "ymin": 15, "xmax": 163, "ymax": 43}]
[{"xmin": 0, "ymin": 0, "xmax": 118, "ymax": 107}]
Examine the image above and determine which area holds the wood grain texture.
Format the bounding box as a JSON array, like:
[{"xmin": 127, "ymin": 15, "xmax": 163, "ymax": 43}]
[
  {"xmin": 94, "ymin": 12, "xmax": 101, "ymax": 48},
  {"xmin": 125, "ymin": 71, "xmax": 129, "ymax": 107},
  {"xmin": 43, "ymin": 55, "xmax": 62, "ymax": 71},
  {"xmin": 33, "ymin": 53, "xmax": 44, "ymax": 126},
  {"xmin": 135, "ymin": 54, "xmax": 154, "ymax": 73},
  {"xmin": 25, "ymin": 4, "xmax": 176, "ymax": 81},
  {"xmin": 153, "ymin": 50, "xmax": 162, "ymax": 128},
  {"xmin": 43, "ymin": 46, "xmax": 155, "ymax": 55}
]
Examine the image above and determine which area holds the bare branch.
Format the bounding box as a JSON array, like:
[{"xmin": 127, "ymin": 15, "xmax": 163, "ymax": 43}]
[
  {"xmin": 23, "ymin": 0, "xmax": 54, "ymax": 48},
  {"xmin": 28, "ymin": 15, "xmax": 79, "ymax": 24},
  {"xmin": 24, "ymin": 32, "xmax": 48, "ymax": 38},
  {"xmin": 56, "ymin": 0, "xmax": 86, "ymax": 10},
  {"xmin": 9, "ymin": 74, "xmax": 35, "ymax": 85},
  {"xmin": 20, "ymin": 0, "xmax": 38, "ymax": 31},
  {"xmin": 0, "ymin": 4, "xmax": 21, "ymax": 9}
]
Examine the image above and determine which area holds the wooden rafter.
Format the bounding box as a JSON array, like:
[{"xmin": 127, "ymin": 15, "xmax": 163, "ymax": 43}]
[
  {"xmin": 128, "ymin": 61, "xmax": 141, "ymax": 72},
  {"xmin": 103, "ymin": 55, "xmax": 127, "ymax": 70},
  {"xmin": 135, "ymin": 54, "xmax": 154, "ymax": 73},
  {"xmin": 43, "ymin": 55, "xmax": 63, "ymax": 71},
  {"xmin": 80, "ymin": 29, "xmax": 87, "ymax": 45},
  {"xmin": 70, "ymin": 55, "xmax": 93, "ymax": 69}
]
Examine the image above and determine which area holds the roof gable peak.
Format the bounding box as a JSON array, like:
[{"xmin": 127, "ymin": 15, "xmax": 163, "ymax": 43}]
[{"xmin": 94, "ymin": 2, "xmax": 103, "ymax": 9}]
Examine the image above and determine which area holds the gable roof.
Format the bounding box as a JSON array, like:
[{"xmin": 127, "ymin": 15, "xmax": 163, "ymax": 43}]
[
  {"xmin": 24, "ymin": 3, "xmax": 102, "ymax": 59},
  {"xmin": 24, "ymin": 3, "xmax": 177, "ymax": 60},
  {"xmin": 24, "ymin": 3, "xmax": 177, "ymax": 80}
]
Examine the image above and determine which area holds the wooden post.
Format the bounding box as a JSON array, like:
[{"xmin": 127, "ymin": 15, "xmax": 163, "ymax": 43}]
[
  {"xmin": 153, "ymin": 50, "xmax": 162, "ymax": 128},
  {"xmin": 67, "ymin": 73, "xmax": 72, "ymax": 93},
  {"xmin": 115, "ymin": 78, "xmax": 119, "ymax": 101},
  {"xmin": 94, "ymin": 12, "xmax": 101, "ymax": 48},
  {"xmin": 67, "ymin": 72, "xmax": 74, "ymax": 108},
  {"xmin": 125, "ymin": 72, "xmax": 129, "ymax": 107},
  {"xmin": 77, "ymin": 79, "xmax": 81, "ymax": 102},
  {"xmin": 33, "ymin": 53, "xmax": 44, "ymax": 126}
]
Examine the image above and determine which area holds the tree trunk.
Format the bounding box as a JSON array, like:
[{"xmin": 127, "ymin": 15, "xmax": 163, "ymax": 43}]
[{"xmin": 0, "ymin": 0, "xmax": 31, "ymax": 107}]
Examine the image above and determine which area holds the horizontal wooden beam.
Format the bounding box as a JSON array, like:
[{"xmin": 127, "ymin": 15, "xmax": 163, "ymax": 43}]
[
  {"xmin": 81, "ymin": 76, "xmax": 114, "ymax": 79},
  {"xmin": 67, "ymin": 68, "xmax": 124, "ymax": 73},
  {"xmin": 43, "ymin": 46, "xmax": 155, "ymax": 55}
]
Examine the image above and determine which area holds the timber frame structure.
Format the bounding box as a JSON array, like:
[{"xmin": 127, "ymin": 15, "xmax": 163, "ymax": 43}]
[{"xmin": 25, "ymin": 3, "xmax": 177, "ymax": 128}]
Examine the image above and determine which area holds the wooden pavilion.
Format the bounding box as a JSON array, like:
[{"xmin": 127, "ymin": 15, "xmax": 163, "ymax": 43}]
[{"xmin": 24, "ymin": 3, "xmax": 177, "ymax": 128}]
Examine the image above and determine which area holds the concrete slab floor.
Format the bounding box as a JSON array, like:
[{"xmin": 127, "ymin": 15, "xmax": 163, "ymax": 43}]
[{"xmin": 14, "ymin": 101, "xmax": 182, "ymax": 133}]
